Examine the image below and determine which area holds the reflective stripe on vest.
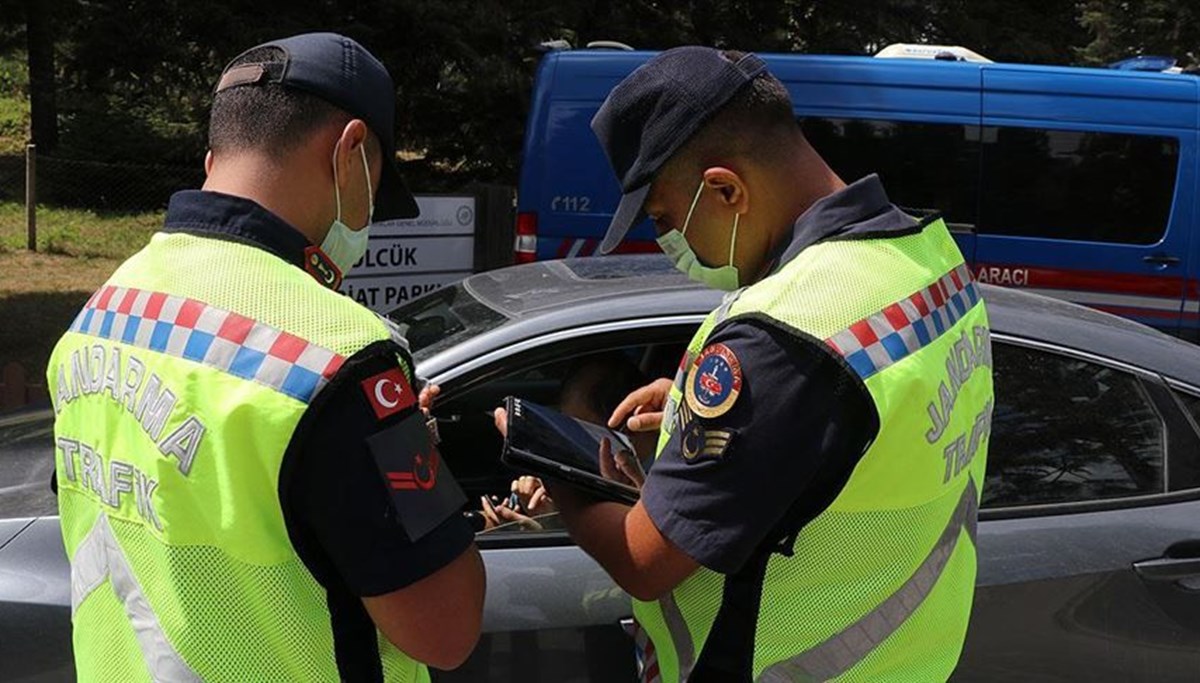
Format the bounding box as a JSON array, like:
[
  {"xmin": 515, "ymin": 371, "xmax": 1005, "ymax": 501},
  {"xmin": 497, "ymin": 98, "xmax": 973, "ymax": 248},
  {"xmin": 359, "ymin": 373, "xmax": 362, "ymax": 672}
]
[
  {"xmin": 70, "ymin": 514, "xmax": 201, "ymax": 683},
  {"xmin": 756, "ymin": 477, "xmax": 979, "ymax": 682},
  {"xmin": 69, "ymin": 285, "xmax": 345, "ymax": 403}
]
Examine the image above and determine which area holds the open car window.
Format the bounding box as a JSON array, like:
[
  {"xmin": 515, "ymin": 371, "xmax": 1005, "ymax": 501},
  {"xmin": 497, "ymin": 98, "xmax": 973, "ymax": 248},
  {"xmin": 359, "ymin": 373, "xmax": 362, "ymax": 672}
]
[{"xmin": 433, "ymin": 339, "xmax": 687, "ymax": 537}]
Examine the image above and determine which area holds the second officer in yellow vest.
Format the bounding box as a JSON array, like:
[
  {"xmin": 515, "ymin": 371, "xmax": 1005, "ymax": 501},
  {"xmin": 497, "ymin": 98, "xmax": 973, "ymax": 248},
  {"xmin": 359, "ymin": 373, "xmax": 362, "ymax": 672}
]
[
  {"xmin": 48, "ymin": 34, "xmax": 484, "ymax": 682},
  {"xmin": 537, "ymin": 47, "xmax": 994, "ymax": 682}
]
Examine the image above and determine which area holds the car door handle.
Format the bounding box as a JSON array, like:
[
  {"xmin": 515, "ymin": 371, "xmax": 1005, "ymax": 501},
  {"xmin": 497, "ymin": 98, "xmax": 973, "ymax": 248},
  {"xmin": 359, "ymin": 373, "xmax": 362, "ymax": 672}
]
[
  {"xmin": 1142, "ymin": 253, "xmax": 1181, "ymax": 269},
  {"xmin": 1132, "ymin": 556, "xmax": 1200, "ymax": 582}
]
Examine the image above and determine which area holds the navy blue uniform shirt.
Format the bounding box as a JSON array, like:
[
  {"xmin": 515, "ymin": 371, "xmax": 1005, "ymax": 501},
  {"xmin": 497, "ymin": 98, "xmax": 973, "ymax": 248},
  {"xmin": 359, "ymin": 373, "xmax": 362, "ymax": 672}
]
[
  {"xmin": 640, "ymin": 175, "xmax": 916, "ymax": 574},
  {"xmin": 162, "ymin": 190, "xmax": 473, "ymax": 681}
]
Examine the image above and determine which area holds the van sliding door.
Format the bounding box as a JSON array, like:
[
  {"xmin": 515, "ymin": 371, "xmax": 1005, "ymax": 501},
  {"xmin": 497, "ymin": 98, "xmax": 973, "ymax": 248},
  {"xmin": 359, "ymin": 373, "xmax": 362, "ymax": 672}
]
[{"xmin": 975, "ymin": 66, "xmax": 1194, "ymax": 335}]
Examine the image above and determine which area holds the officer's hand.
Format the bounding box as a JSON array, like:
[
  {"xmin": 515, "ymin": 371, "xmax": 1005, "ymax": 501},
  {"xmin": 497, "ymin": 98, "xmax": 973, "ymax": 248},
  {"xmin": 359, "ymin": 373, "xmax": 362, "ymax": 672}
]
[
  {"xmin": 418, "ymin": 383, "xmax": 441, "ymax": 416},
  {"xmin": 608, "ymin": 378, "xmax": 674, "ymax": 433},
  {"xmin": 493, "ymin": 407, "xmax": 508, "ymax": 438},
  {"xmin": 511, "ymin": 475, "xmax": 554, "ymax": 514},
  {"xmin": 598, "ymin": 438, "xmax": 645, "ymax": 490}
]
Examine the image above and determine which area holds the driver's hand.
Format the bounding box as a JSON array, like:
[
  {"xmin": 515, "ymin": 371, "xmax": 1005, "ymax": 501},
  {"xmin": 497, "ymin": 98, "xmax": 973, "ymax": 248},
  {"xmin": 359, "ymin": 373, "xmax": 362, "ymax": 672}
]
[
  {"xmin": 418, "ymin": 383, "xmax": 441, "ymax": 416},
  {"xmin": 479, "ymin": 494, "xmax": 543, "ymax": 532},
  {"xmin": 511, "ymin": 475, "xmax": 555, "ymax": 514},
  {"xmin": 608, "ymin": 378, "xmax": 673, "ymax": 433}
]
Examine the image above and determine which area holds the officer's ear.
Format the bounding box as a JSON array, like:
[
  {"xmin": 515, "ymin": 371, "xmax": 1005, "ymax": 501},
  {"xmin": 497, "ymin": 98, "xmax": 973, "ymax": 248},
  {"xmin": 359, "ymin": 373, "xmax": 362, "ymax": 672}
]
[
  {"xmin": 204, "ymin": 150, "xmax": 214, "ymax": 177},
  {"xmin": 701, "ymin": 167, "xmax": 749, "ymax": 215},
  {"xmin": 333, "ymin": 119, "xmax": 370, "ymax": 188}
]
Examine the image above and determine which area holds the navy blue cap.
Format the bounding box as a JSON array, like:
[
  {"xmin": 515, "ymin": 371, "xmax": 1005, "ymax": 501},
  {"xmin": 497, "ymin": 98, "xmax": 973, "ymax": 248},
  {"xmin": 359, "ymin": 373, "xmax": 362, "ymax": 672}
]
[
  {"xmin": 591, "ymin": 47, "xmax": 767, "ymax": 254},
  {"xmin": 216, "ymin": 32, "xmax": 419, "ymax": 220}
]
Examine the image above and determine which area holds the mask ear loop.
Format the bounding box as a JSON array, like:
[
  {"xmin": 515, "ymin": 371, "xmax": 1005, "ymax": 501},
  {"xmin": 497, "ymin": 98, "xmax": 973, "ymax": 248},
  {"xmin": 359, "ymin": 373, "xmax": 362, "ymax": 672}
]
[
  {"xmin": 728, "ymin": 213, "xmax": 740, "ymax": 267},
  {"xmin": 681, "ymin": 181, "xmax": 705, "ymax": 236},
  {"xmin": 359, "ymin": 144, "xmax": 374, "ymax": 222},
  {"xmin": 331, "ymin": 139, "xmax": 343, "ymax": 223}
]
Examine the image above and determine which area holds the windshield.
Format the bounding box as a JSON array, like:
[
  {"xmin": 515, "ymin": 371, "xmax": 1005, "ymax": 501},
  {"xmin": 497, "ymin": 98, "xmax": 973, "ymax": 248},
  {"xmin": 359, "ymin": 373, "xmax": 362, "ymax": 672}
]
[{"xmin": 386, "ymin": 281, "xmax": 510, "ymax": 362}]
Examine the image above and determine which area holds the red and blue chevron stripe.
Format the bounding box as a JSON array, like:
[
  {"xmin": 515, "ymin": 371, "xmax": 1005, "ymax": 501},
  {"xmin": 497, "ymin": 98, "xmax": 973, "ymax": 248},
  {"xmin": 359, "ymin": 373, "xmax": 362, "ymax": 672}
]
[
  {"xmin": 70, "ymin": 285, "xmax": 345, "ymax": 403},
  {"xmin": 826, "ymin": 264, "xmax": 980, "ymax": 380}
]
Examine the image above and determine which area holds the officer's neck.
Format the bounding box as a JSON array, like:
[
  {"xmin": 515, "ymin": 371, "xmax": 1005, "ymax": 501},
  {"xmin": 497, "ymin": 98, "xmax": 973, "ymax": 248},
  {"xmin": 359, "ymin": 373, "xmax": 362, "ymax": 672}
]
[
  {"xmin": 202, "ymin": 151, "xmax": 330, "ymax": 246},
  {"xmin": 748, "ymin": 143, "xmax": 845, "ymax": 284}
]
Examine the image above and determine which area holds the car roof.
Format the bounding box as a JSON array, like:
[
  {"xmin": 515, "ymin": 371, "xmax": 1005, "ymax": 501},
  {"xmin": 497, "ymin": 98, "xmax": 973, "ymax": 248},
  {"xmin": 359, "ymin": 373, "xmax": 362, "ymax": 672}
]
[{"xmin": 422, "ymin": 255, "xmax": 1200, "ymax": 389}]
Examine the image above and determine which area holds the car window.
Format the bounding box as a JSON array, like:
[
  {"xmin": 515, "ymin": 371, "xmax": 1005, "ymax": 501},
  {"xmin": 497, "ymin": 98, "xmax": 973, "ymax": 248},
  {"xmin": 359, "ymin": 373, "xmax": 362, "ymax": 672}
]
[
  {"xmin": 1170, "ymin": 389, "xmax": 1200, "ymax": 491},
  {"xmin": 984, "ymin": 343, "xmax": 1165, "ymax": 508},
  {"xmin": 979, "ymin": 127, "xmax": 1179, "ymax": 244},
  {"xmin": 799, "ymin": 117, "xmax": 980, "ymax": 232},
  {"xmin": 0, "ymin": 411, "xmax": 57, "ymax": 518},
  {"xmin": 434, "ymin": 342, "xmax": 684, "ymax": 535}
]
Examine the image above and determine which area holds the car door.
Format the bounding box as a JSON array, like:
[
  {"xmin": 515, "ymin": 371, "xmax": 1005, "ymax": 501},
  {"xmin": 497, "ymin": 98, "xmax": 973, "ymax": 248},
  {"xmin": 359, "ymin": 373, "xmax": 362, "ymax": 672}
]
[
  {"xmin": 954, "ymin": 337, "xmax": 1200, "ymax": 681},
  {"xmin": 0, "ymin": 409, "xmax": 74, "ymax": 683},
  {"xmin": 424, "ymin": 320, "xmax": 699, "ymax": 683}
]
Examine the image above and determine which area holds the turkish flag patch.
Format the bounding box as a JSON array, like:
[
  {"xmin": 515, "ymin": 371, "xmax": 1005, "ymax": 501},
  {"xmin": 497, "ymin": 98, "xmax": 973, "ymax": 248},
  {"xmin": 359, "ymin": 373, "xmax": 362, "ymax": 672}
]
[{"xmin": 361, "ymin": 367, "xmax": 416, "ymax": 420}]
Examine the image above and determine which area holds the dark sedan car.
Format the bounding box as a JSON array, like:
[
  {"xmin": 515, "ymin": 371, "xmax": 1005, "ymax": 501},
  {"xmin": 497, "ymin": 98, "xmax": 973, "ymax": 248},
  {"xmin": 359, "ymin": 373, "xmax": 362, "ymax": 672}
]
[{"xmin": 4, "ymin": 255, "xmax": 1200, "ymax": 681}]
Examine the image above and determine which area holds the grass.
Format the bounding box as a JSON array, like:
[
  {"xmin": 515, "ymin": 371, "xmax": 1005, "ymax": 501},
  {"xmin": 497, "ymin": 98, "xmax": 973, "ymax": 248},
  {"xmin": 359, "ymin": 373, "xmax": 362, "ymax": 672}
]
[
  {"xmin": 0, "ymin": 201, "xmax": 158, "ymax": 389},
  {"xmin": 0, "ymin": 201, "xmax": 163, "ymax": 258}
]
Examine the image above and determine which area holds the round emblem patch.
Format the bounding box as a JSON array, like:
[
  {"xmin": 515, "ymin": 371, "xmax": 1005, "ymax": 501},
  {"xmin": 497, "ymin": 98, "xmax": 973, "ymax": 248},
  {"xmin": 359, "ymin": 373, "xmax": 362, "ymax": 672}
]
[{"xmin": 685, "ymin": 343, "xmax": 743, "ymax": 419}]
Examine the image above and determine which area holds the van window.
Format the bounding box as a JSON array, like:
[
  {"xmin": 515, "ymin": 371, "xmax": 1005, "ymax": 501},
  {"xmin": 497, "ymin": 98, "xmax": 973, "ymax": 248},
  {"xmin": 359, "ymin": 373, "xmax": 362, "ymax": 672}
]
[
  {"xmin": 800, "ymin": 118, "xmax": 979, "ymax": 232},
  {"xmin": 979, "ymin": 128, "xmax": 1179, "ymax": 245}
]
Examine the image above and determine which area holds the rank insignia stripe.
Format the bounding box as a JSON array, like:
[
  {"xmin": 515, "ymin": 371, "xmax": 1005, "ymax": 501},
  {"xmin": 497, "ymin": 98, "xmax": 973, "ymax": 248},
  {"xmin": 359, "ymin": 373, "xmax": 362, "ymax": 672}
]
[
  {"xmin": 685, "ymin": 343, "xmax": 743, "ymax": 419},
  {"xmin": 681, "ymin": 423, "xmax": 735, "ymax": 461}
]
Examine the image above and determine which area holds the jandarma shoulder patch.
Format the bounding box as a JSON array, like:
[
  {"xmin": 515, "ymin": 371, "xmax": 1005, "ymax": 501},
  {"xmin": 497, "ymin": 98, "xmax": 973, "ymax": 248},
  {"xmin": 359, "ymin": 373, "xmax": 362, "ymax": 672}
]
[{"xmin": 685, "ymin": 342, "xmax": 743, "ymax": 419}]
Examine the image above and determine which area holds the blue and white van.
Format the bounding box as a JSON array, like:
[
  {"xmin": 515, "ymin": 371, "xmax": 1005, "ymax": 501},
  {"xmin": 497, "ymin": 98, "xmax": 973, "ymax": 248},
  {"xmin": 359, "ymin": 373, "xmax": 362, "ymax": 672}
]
[{"xmin": 514, "ymin": 44, "xmax": 1200, "ymax": 340}]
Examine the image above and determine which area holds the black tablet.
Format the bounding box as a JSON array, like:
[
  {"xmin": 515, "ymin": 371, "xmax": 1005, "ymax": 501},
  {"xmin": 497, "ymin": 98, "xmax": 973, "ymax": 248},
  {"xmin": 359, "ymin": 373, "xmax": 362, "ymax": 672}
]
[{"xmin": 500, "ymin": 396, "xmax": 648, "ymax": 505}]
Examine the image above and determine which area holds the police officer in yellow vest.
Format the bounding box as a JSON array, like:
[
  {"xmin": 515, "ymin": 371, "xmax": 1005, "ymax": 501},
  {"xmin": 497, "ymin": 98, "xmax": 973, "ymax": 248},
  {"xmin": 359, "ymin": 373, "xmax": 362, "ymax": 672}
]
[
  {"xmin": 541, "ymin": 47, "xmax": 994, "ymax": 682},
  {"xmin": 46, "ymin": 33, "xmax": 484, "ymax": 682}
]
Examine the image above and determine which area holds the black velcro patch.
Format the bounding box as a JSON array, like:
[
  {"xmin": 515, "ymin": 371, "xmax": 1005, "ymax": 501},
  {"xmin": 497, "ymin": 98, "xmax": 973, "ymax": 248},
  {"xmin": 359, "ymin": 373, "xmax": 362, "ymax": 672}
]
[{"xmin": 367, "ymin": 411, "xmax": 466, "ymax": 541}]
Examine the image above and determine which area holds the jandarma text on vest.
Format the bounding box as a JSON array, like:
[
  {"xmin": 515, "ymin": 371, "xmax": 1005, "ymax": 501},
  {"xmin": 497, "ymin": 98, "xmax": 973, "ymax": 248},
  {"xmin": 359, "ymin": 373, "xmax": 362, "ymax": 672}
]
[
  {"xmin": 55, "ymin": 437, "xmax": 162, "ymax": 529},
  {"xmin": 52, "ymin": 342, "xmax": 208, "ymax": 478},
  {"xmin": 924, "ymin": 325, "xmax": 993, "ymax": 482}
]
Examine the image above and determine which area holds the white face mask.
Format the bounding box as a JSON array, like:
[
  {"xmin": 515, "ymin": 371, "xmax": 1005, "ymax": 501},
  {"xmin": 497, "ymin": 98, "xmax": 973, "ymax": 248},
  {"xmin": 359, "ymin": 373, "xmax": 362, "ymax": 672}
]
[
  {"xmin": 656, "ymin": 180, "xmax": 741, "ymax": 291},
  {"xmin": 321, "ymin": 140, "xmax": 374, "ymax": 274}
]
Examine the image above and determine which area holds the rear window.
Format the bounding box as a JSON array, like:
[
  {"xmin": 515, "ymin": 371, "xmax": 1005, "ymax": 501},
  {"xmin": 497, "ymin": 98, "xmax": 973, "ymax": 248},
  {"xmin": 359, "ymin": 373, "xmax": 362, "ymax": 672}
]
[
  {"xmin": 387, "ymin": 283, "xmax": 509, "ymax": 362},
  {"xmin": 980, "ymin": 128, "xmax": 1179, "ymax": 245}
]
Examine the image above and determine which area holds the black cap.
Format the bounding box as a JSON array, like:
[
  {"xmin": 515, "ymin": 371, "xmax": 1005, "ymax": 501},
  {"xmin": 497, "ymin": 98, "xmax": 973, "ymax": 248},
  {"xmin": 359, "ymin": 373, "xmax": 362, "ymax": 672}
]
[
  {"xmin": 215, "ymin": 32, "xmax": 419, "ymax": 220},
  {"xmin": 591, "ymin": 47, "xmax": 767, "ymax": 254}
]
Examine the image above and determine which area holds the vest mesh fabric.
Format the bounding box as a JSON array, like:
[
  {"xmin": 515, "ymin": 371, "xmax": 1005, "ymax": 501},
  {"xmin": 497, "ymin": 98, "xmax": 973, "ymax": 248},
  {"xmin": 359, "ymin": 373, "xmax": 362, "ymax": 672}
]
[
  {"xmin": 51, "ymin": 232, "xmax": 421, "ymax": 681},
  {"xmin": 636, "ymin": 219, "xmax": 991, "ymax": 682}
]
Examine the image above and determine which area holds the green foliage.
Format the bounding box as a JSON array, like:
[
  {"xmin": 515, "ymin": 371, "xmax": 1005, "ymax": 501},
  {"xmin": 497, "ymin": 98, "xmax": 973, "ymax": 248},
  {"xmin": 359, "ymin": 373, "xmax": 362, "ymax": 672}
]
[
  {"xmin": 1077, "ymin": 0, "xmax": 1200, "ymax": 67},
  {"xmin": 0, "ymin": 1, "xmax": 1193, "ymax": 190}
]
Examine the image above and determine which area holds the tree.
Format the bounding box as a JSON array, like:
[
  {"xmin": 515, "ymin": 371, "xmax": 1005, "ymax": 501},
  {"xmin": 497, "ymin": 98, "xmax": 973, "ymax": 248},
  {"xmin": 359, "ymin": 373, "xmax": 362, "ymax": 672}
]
[
  {"xmin": 1077, "ymin": 0, "xmax": 1200, "ymax": 67},
  {"xmin": 24, "ymin": 0, "xmax": 55, "ymax": 150}
]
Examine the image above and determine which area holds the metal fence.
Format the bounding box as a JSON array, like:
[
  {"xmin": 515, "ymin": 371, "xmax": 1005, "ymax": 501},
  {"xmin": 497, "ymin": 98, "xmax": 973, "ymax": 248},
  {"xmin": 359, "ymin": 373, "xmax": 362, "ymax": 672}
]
[{"xmin": 1, "ymin": 145, "xmax": 206, "ymax": 251}]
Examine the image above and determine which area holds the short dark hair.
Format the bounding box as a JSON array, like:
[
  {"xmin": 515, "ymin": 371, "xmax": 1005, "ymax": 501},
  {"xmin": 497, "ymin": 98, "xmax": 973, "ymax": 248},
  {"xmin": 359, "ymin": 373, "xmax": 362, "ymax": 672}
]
[
  {"xmin": 208, "ymin": 46, "xmax": 349, "ymax": 155},
  {"xmin": 560, "ymin": 351, "xmax": 647, "ymax": 422},
  {"xmin": 669, "ymin": 50, "xmax": 798, "ymax": 173}
]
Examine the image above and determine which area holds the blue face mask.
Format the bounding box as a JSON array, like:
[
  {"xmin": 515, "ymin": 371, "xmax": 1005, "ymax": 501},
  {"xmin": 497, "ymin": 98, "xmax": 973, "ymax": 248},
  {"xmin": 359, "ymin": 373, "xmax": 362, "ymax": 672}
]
[
  {"xmin": 321, "ymin": 140, "xmax": 374, "ymax": 274},
  {"xmin": 656, "ymin": 181, "xmax": 741, "ymax": 291}
]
